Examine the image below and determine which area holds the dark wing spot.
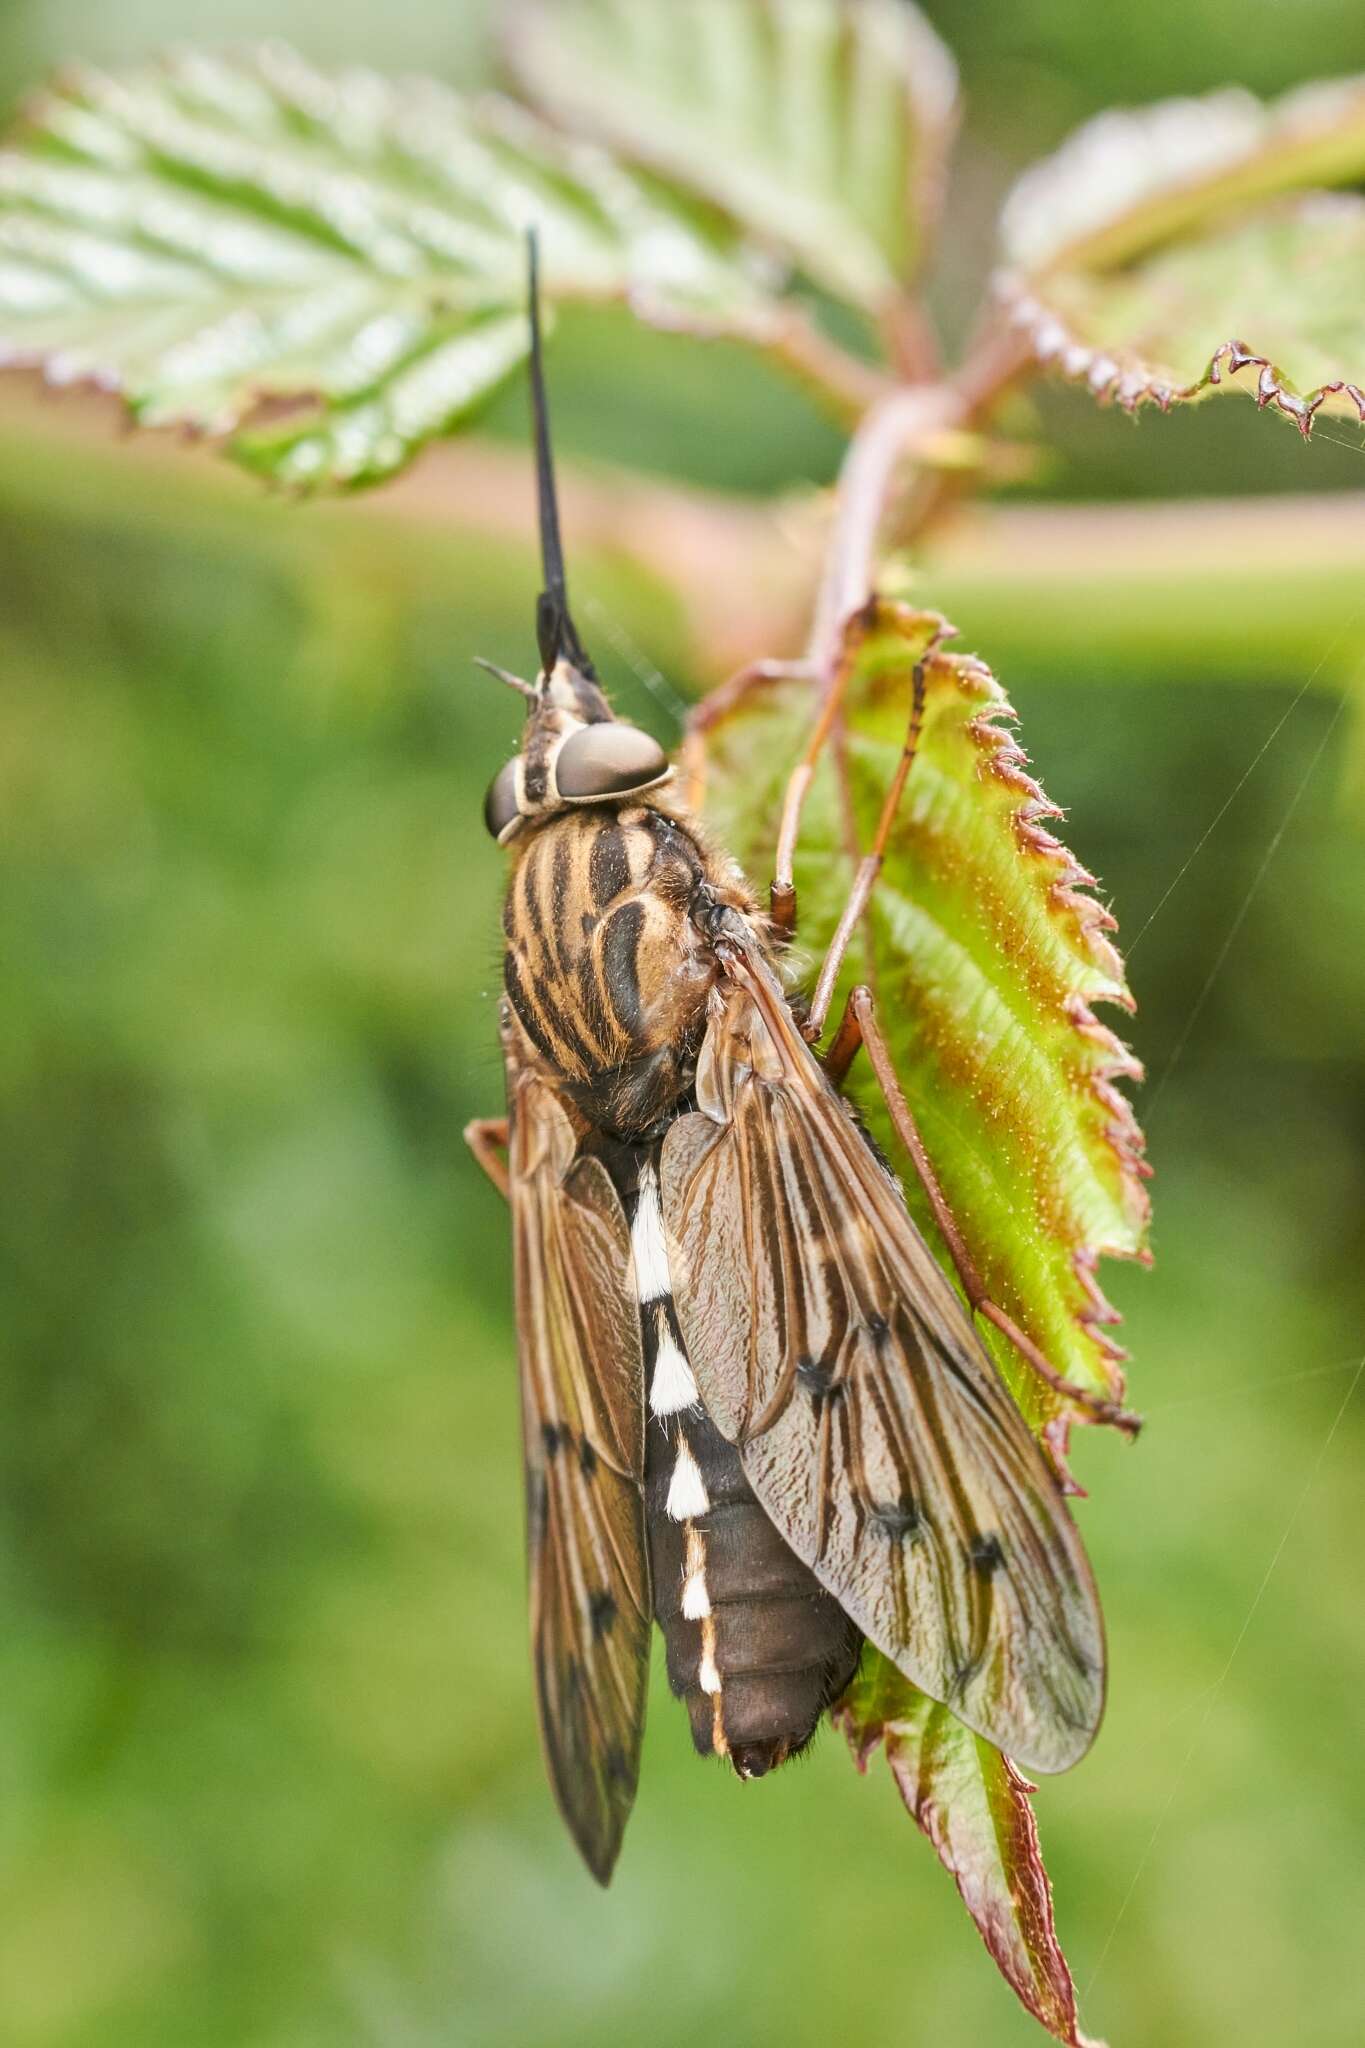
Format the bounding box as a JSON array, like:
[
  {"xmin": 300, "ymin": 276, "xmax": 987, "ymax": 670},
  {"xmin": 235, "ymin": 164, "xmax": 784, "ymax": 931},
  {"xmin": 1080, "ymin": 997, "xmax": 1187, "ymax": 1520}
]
[
  {"xmin": 796, "ymin": 1355, "xmax": 845, "ymax": 1411},
  {"xmin": 579, "ymin": 1437, "xmax": 599, "ymax": 1480},
  {"xmin": 526, "ymin": 1469, "xmax": 548, "ymax": 1548},
  {"xmin": 796, "ymin": 1355, "xmax": 832, "ymax": 1398},
  {"xmin": 604, "ymin": 1742, "xmax": 632, "ymax": 1788},
  {"xmin": 866, "ymin": 1312, "xmax": 891, "ymax": 1344},
  {"xmin": 970, "ymin": 1532, "xmax": 1005, "ymax": 1576},
  {"xmin": 951, "ymin": 1653, "xmax": 986, "ymax": 1698},
  {"xmin": 1065, "ymin": 1637, "xmax": 1101, "ymax": 1679},
  {"xmin": 588, "ymin": 1589, "xmax": 617, "ymax": 1639},
  {"xmin": 541, "ymin": 1421, "xmax": 561, "ymax": 1458},
  {"xmin": 869, "ymin": 1498, "xmax": 921, "ymax": 1540}
]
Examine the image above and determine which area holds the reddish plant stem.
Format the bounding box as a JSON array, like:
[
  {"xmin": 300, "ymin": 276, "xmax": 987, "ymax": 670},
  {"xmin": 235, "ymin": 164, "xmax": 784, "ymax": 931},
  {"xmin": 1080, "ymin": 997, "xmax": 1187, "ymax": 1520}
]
[
  {"xmin": 766, "ymin": 308, "xmax": 895, "ymax": 422},
  {"xmin": 807, "ymin": 314, "xmax": 1034, "ymax": 679},
  {"xmin": 806, "ymin": 383, "xmax": 962, "ymax": 677}
]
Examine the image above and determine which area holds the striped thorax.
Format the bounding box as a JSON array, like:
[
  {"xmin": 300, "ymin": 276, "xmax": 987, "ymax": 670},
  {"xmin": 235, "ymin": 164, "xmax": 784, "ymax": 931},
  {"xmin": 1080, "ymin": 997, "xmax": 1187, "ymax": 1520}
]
[{"xmin": 500, "ymin": 797, "xmax": 755, "ymax": 1141}]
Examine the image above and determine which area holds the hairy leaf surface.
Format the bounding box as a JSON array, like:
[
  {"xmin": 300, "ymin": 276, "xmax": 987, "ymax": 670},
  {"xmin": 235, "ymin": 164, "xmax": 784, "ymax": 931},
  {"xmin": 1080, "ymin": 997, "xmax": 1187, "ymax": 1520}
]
[
  {"xmin": 0, "ymin": 46, "xmax": 777, "ymax": 485},
  {"xmin": 508, "ymin": 0, "xmax": 958, "ymax": 311},
  {"xmin": 697, "ymin": 602, "xmax": 1149, "ymax": 1444},
  {"xmin": 999, "ymin": 73, "xmax": 1365, "ymax": 431},
  {"xmin": 694, "ymin": 600, "xmax": 1145, "ymax": 2043}
]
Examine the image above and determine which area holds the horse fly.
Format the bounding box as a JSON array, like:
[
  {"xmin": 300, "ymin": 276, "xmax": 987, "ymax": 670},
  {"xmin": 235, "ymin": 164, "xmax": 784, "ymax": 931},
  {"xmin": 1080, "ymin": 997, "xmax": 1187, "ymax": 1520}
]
[{"xmin": 466, "ymin": 236, "xmax": 1121, "ymax": 1883}]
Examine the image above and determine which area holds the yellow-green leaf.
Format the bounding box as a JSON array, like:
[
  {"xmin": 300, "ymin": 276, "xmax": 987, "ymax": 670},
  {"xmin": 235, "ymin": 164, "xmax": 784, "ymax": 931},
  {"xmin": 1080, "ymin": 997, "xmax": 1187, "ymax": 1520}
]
[
  {"xmin": 695, "ymin": 600, "xmax": 1142, "ymax": 2042},
  {"xmin": 697, "ymin": 601, "xmax": 1149, "ymax": 1445}
]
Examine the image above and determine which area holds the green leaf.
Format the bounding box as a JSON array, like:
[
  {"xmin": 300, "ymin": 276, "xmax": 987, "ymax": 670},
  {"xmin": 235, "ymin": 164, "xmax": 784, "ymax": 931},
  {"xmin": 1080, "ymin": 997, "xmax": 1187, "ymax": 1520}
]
[
  {"xmin": 1009, "ymin": 196, "xmax": 1365, "ymax": 433},
  {"xmin": 998, "ymin": 74, "xmax": 1365, "ymax": 433},
  {"xmin": 695, "ymin": 599, "xmax": 1143, "ymax": 2041},
  {"xmin": 1002, "ymin": 74, "xmax": 1365, "ymax": 274},
  {"xmin": 0, "ymin": 45, "xmax": 778, "ymax": 487},
  {"xmin": 507, "ymin": 0, "xmax": 958, "ymax": 313},
  {"xmin": 696, "ymin": 601, "xmax": 1149, "ymax": 1446},
  {"xmin": 835, "ymin": 1649, "xmax": 1103, "ymax": 2048}
]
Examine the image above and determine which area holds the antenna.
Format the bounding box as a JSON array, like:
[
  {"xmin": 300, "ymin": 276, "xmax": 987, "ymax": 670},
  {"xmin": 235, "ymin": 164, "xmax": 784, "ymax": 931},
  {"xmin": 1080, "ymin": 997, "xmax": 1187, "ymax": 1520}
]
[
  {"xmin": 526, "ymin": 230, "xmax": 593, "ymax": 676},
  {"xmin": 472, "ymin": 656, "xmax": 536, "ymax": 701}
]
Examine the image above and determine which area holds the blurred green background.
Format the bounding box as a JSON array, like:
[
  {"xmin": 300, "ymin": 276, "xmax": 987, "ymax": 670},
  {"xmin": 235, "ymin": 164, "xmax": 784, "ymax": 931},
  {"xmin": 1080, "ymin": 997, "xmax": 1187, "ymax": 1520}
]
[{"xmin": 1, "ymin": 3, "xmax": 1364, "ymax": 2045}]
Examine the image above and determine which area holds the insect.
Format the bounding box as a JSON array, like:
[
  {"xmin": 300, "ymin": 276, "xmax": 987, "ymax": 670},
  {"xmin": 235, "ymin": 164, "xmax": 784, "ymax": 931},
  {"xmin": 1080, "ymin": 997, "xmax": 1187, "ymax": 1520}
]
[{"xmin": 466, "ymin": 240, "xmax": 1130, "ymax": 1885}]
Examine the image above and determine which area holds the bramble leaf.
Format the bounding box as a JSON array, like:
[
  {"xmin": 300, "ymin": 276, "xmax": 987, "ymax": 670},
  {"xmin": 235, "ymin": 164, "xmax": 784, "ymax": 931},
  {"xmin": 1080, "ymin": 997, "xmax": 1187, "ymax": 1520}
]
[
  {"xmin": 1008, "ymin": 196, "xmax": 1365, "ymax": 432},
  {"xmin": 1001, "ymin": 74, "xmax": 1365, "ymax": 274},
  {"xmin": 508, "ymin": 0, "xmax": 958, "ymax": 313},
  {"xmin": 0, "ymin": 45, "xmax": 781, "ymax": 487},
  {"xmin": 693, "ymin": 599, "xmax": 1144, "ymax": 2043},
  {"xmin": 696, "ymin": 600, "xmax": 1149, "ymax": 1446},
  {"xmin": 998, "ymin": 74, "xmax": 1365, "ymax": 432},
  {"xmin": 835, "ymin": 1649, "xmax": 1103, "ymax": 2048}
]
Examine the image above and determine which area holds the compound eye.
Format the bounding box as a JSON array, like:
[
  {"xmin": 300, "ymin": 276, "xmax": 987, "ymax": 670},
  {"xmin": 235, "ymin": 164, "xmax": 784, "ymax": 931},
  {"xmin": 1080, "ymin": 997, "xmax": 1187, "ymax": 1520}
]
[
  {"xmin": 556, "ymin": 723, "xmax": 669, "ymax": 801},
  {"xmin": 483, "ymin": 758, "xmax": 522, "ymax": 842}
]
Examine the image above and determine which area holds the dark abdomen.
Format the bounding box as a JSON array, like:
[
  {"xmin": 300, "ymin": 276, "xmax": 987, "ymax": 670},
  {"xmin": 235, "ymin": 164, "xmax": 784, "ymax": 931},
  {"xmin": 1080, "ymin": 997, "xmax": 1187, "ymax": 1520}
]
[
  {"xmin": 646, "ymin": 1406, "xmax": 862, "ymax": 1775},
  {"xmin": 626, "ymin": 1152, "xmax": 861, "ymax": 1778}
]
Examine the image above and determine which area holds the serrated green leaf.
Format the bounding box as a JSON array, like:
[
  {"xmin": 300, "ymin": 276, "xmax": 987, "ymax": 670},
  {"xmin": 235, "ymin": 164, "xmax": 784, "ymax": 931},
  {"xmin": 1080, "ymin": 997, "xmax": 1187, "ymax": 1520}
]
[
  {"xmin": 696, "ymin": 600, "xmax": 1142, "ymax": 2042},
  {"xmin": 835, "ymin": 1649, "xmax": 1103, "ymax": 2048},
  {"xmin": 697, "ymin": 602, "xmax": 1149, "ymax": 1442},
  {"xmin": 0, "ymin": 45, "xmax": 778, "ymax": 486},
  {"xmin": 1002, "ymin": 73, "xmax": 1365, "ymax": 274},
  {"xmin": 1008, "ymin": 194, "xmax": 1365, "ymax": 432},
  {"xmin": 507, "ymin": 0, "xmax": 958, "ymax": 313},
  {"xmin": 999, "ymin": 74, "xmax": 1365, "ymax": 433}
]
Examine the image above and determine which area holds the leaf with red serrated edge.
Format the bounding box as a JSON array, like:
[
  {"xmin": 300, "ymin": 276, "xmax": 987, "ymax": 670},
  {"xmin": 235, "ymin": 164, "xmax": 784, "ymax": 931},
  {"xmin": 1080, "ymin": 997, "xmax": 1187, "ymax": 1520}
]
[
  {"xmin": 998, "ymin": 73, "xmax": 1365, "ymax": 434},
  {"xmin": 695, "ymin": 600, "xmax": 1149, "ymax": 1457},
  {"xmin": 693, "ymin": 599, "xmax": 1135, "ymax": 2039},
  {"xmin": 0, "ymin": 45, "xmax": 787, "ymax": 488},
  {"xmin": 835, "ymin": 1649, "xmax": 1104, "ymax": 2048}
]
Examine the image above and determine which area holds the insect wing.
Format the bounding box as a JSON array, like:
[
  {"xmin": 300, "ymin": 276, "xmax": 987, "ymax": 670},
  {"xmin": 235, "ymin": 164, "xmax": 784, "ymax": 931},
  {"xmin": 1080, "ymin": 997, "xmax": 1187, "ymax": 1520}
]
[
  {"xmin": 507, "ymin": 1052, "xmax": 651, "ymax": 1881},
  {"xmin": 658, "ymin": 944, "xmax": 1104, "ymax": 1773}
]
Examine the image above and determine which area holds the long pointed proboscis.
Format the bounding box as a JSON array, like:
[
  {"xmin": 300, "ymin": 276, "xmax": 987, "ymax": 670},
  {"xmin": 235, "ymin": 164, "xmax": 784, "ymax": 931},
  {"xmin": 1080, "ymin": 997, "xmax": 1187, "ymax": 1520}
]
[
  {"xmin": 526, "ymin": 230, "xmax": 593, "ymax": 677},
  {"xmin": 528, "ymin": 230, "xmax": 567, "ymax": 610}
]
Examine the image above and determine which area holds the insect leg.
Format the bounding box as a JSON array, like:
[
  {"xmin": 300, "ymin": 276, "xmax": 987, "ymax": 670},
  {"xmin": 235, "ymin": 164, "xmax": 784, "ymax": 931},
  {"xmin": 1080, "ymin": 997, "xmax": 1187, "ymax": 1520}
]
[
  {"xmin": 802, "ymin": 660, "xmax": 927, "ymax": 1042},
  {"xmin": 824, "ymin": 985, "xmax": 1141, "ymax": 1437},
  {"xmin": 464, "ymin": 1116, "xmax": 511, "ymax": 1202},
  {"xmin": 680, "ymin": 658, "xmax": 817, "ymax": 816},
  {"xmin": 766, "ymin": 626, "xmax": 875, "ymax": 943}
]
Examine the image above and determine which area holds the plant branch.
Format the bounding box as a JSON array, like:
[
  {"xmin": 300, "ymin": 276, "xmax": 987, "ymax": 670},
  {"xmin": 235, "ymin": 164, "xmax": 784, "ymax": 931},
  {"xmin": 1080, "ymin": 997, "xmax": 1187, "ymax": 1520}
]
[
  {"xmin": 952, "ymin": 314, "xmax": 1037, "ymax": 417},
  {"xmin": 5, "ymin": 388, "xmax": 1361, "ymax": 736},
  {"xmin": 805, "ymin": 313, "xmax": 1037, "ymax": 680},
  {"xmin": 806, "ymin": 382, "xmax": 963, "ymax": 676},
  {"xmin": 764, "ymin": 309, "xmax": 895, "ymax": 423}
]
